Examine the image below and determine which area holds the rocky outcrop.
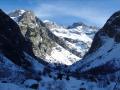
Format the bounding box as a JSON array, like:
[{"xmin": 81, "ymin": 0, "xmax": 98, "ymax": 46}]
[
  {"xmin": 44, "ymin": 20, "xmax": 98, "ymax": 58},
  {"xmin": 9, "ymin": 10, "xmax": 98, "ymax": 65},
  {"xmin": 67, "ymin": 22, "xmax": 87, "ymax": 29},
  {"xmin": 9, "ymin": 10, "xmax": 56, "ymax": 60}
]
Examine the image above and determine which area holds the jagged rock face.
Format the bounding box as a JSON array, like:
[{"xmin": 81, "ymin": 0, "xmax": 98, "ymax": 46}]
[
  {"xmin": 67, "ymin": 22, "xmax": 87, "ymax": 29},
  {"xmin": 9, "ymin": 10, "xmax": 25, "ymax": 17},
  {"xmin": 71, "ymin": 11, "xmax": 120, "ymax": 77},
  {"xmin": 0, "ymin": 9, "xmax": 32, "ymax": 67},
  {"xmin": 9, "ymin": 10, "xmax": 98, "ymax": 65},
  {"xmin": 10, "ymin": 10, "xmax": 80, "ymax": 65},
  {"xmin": 44, "ymin": 20, "xmax": 63, "ymax": 29},
  {"xmin": 44, "ymin": 20, "xmax": 98, "ymax": 58},
  {"xmin": 9, "ymin": 10, "xmax": 55, "ymax": 60},
  {"xmin": 0, "ymin": 10, "xmax": 46, "ymax": 89}
]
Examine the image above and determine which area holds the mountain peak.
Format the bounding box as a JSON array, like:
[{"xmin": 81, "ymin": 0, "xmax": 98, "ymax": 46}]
[
  {"xmin": 67, "ymin": 22, "xmax": 86, "ymax": 29},
  {"xmin": 9, "ymin": 9, "xmax": 35, "ymax": 23},
  {"xmin": 44, "ymin": 20, "xmax": 64, "ymax": 29},
  {"xmin": 9, "ymin": 9, "xmax": 26, "ymax": 17},
  {"xmin": 106, "ymin": 10, "xmax": 120, "ymax": 26},
  {"xmin": 43, "ymin": 20, "xmax": 54, "ymax": 24}
]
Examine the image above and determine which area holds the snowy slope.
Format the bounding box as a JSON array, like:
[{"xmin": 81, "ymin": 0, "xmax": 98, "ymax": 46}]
[
  {"xmin": 70, "ymin": 11, "xmax": 120, "ymax": 75},
  {"xmin": 43, "ymin": 20, "xmax": 98, "ymax": 65},
  {"xmin": 70, "ymin": 36, "xmax": 119, "ymax": 72},
  {"xmin": 9, "ymin": 10, "xmax": 98, "ymax": 65},
  {"xmin": 9, "ymin": 10, "xmax": 26, "ymax": 22},
  {"xmin": 39, "ymin": 76, "xmax": 117, "ymax": 90},
  {"xmin": 9, "ymin": 10, "xmax": 80, "ymax": 65},
  {"xmin": 46, "ymin": 43, "xmax": 80, "ymax": 65},
  {"xmin": 0, "ymin": 52, "xmax": 119, "ymax": 90},
  {"xmin": 2, "ymin": 9, "xmax": 120, "ymax": 90},
  {"xmin": 44, "ymin": 20, "xmax": 98, "ymax": 59},
  {"xmin": 0, "ymin": 83, "xmax": 34, "ymax": 90},
  {"xmin": 24, "ymin": 52, "xmax": 44, "ymax": 72}
]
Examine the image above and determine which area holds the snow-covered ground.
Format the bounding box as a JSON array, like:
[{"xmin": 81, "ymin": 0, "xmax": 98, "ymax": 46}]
[
  {"xmin": 24, "ymin": 52, "xmax": 44, "ymax": 72},
  {"xmin": 70, "ymin": 34, "xmax": 120, "ymax": 73},
  {"xmin": 0, "ymin": 77, "xmax": 117, "ymax": 90},
  {"xmin": 0, "ymin": 49, "xmax": 118, "ymax": 90},
  {"xmin": 39, "ymin": 76, "xmax": 117, "ymax": 90},
  {"xmin": 10, "ymin": 10, "xmax": 26, "ymax": 22},
  {"xmin": 0, "ymin": 83, "xmax": 34, "ymax": 90},
  {"xmin": 46, "ymin": 43, "xmax": 80, "ymax": 65},
  {"xmin": 44, "ymin": 20, "xmax": 98, "ymax": 65}
]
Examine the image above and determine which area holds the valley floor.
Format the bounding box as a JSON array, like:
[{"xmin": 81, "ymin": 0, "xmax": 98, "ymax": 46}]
[{"xmin": 0, "ymin": 76, "xmax": 118, "ymax": 90}]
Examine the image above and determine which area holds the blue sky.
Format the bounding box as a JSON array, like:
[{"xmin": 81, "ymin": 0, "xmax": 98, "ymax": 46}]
[{"xmin": 0, "ymin": 0, "xmax": 120, "ymax": 27}]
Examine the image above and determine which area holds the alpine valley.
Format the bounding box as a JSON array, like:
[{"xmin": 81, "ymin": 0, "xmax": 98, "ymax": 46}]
[{"xmin": 0, "ymin": 9, "xmax": 120, "ymax": 90}]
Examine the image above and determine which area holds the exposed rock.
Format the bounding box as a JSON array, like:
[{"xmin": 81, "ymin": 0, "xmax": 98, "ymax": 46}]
[
  {"xmin": 9, "ymin": 10, "xmax": 56, "ymax": 60},
  {"xmin": 9, "ymin": 10, "xmax": 98, "ymax": 65}
]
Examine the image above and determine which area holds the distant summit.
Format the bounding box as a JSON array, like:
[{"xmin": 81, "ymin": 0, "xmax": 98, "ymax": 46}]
[
  {"xmin": 67, "ymin": 22, "xmax": 86, "ymax": 29},
  {"xmin": 9, "ymin": 9, "xmax": 26, "ymax": 17}
]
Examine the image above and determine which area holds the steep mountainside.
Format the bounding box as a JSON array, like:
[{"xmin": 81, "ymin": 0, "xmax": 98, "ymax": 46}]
[
  {"xmin": 9, "ymin": 10, "xmax": 55, "ymax": 60},
  {"xmin": 44, "ymin": 20, "xmax": 98, "ymax": 63},
  {"xmin": 0, "ymin": 9, "xmax": 46, "ymax": 90},
  {"xmin": 71, "ymin": 11, "xmax": 120, "ymax": 78},
  {"xmin": 9, "ymin": 10, "xmax": 98, "ymax": 65},
  {"xmin": 9, "ymin": 10, "xmax": 79, "ymax": 65},
  {"xmin": 1, "ymin": 9, "xmax": 120, "ymax": 90},
  {"xmin": 0, "ymin": 9, "xmax": 33, "ymax": 67}
]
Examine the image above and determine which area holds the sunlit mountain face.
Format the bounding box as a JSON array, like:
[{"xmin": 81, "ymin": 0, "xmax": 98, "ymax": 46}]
[{"xmin": 8, "ymin": 10, "xmax": 98, "ymax": 66}]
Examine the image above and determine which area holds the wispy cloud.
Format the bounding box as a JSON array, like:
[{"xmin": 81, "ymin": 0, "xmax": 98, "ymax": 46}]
[
  {"xmin": 34, "ymin": 3, "xmax": 111, "ymax": 26},
  {"xmin": 34, "ymin": 4, "xmax": 67, "ymax": 17}
]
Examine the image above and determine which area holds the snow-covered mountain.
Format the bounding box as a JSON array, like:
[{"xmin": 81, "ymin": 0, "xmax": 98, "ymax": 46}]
[
  {"xmin": 0, "ymin": 9, "xmax": 46, "ymax": 90},
  {"xmin": 1, "ymin": 9, "xmax": 120, "ymax": 90},
  {"xmin": 70, "ymin": 10, "xmax": 120, "ymax": 80},
  {"xmin": 9, "ymin": 10, "xmax": 98, "ymax": 65},
  {"xmin": 44, "ymin": 20, "xmax": 98, "ymax": 63}
]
